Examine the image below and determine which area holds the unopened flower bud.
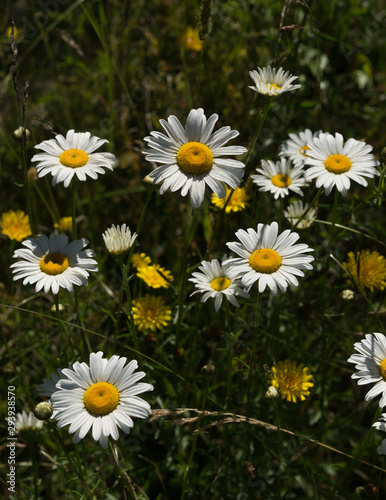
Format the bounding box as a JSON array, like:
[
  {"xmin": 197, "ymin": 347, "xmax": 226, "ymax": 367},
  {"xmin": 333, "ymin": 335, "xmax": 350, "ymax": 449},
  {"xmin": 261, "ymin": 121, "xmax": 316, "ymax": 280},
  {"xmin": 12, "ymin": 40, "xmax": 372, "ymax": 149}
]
[
  {"xmin": 34, "ymin": 402, "xmax": 53, "ymax": 421},
  {"xmin": 14, "ymin": 126, "xmax": 30, "ymax": 140},
  {"xmin": 341, "ymin": 289, "xmax": 355, "ymax": 301},
  {"xmin": 381, "ymin": 146, "xmax": 386, "ymax": 162},
  {"xmin": 265, "ymin": 386, "xmax": 279, "ymax": 399}
]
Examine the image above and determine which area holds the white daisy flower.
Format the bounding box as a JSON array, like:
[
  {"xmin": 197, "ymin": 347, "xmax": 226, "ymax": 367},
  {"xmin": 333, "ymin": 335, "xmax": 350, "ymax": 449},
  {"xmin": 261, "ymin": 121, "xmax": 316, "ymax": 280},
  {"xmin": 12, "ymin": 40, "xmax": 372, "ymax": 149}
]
[
  {"xmin": 143, "ymin": 108, "xmax": 247, "ymax": 208},
  {"xmin": 15, "ymin": 411, "xmax": 44, "ymax": 432},
  {"xmin": 32, "ymin": 129, "xmax": 115, "ymax": 188},
  {"xmin": 283, "ymin": 200, "xmax": 317, "ymax": 229},
  {"xmin": 347, "ymin": 332, "xmax": 386, "ymax": 407},
  {"xmin": 40, "ymin": 351, "xmax": 153, "ymax": 449},
  {"xmin": 304, "ymin": 132, "xmax": 379, "ymax": 196},
  {"xmin": 102, "ymin": 224, "xmax": 137, "ymax": 256},
  {"xmin": 249, "ymin": 66, "xmax": 301, "ymax": 97},
  {"xmin": 373, "ymin": 414, "xmax": 386, "ymax": 454},
  {"xmin": 189, "ymin": 258, "xmax": 250, "ymax": 312},
  {"xmin": 11, "ymin": 233, "xmax": 98, "ymax": 294},
  {"xmin": 279, "ymin": 129, "xmax": 322, "ymax": 165},
  {"xmin": 224, "ymin": 221, "xmax": 314, "ymax": 295},
  {"xmin": 250, "ymin": 158, "xmax": 307, "ymax": 199}
]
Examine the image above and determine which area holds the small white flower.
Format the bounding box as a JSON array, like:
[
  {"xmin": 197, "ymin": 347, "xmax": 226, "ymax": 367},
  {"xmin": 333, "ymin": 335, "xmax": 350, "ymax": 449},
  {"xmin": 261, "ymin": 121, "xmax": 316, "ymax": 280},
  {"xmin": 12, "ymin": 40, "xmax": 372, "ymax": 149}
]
[
  {"xmin": 32, "ymin": 129, "xmax": 115, "ymax": 188},
  {"xmin": 279, "ymin": 129, "xmax": 322, "ymax": 165},
  {"xmin": 249, "ymin": 66, "xmax": 301, "ymax": 97},
  {"xmin": 39, "ymin": 351, "xmax": 154, "ymax": 449},
  {"xmin": 251, "ymin": 158, "xmax": 307, "ymax": 199},
  {"xmin": 15, "ymin": 411, "xmax": 44, "ymax": 432},
  {"xmin": 283, "ymin": 200, "xmax": 317, "ymax": 229},
  {"xmin": 373, "ymin": 414, "xmax": 386, "ymax": 454},
  {"xmin": 347, "ymin": 332, "xmax": 386, "ymax": 407},
  {"xmin": 224, "ymin": 221, "xmax": 314, "ymax": 295},
  {"xmin": 102, "ymin": 224, "xmax": 137, "ymax": 256},
  {"xmin": 11, "ymin": 233, "xmax": 98, "ymax": 294},
  {"xmin": 304, "ymin": 132, "xmax": 379, "ymax": 196},
  {"xmin": 189, "ymin": 258, "xmax": 250, "ymax": 311},
  {"xmin": 143, "ymin": 108, "xmax": 247, "ymax": 208}
]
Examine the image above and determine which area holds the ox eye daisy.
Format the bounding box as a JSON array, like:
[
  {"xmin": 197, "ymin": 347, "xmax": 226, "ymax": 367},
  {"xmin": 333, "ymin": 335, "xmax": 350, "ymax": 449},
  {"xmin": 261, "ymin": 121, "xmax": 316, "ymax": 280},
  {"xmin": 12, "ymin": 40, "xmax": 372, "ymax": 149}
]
[
  {"xmin": 32, "ymin": 129, "xmax": 115, "ymax": 188},
  {"xmin": 1, "ymin": 210, "xmax": 32, "ymax": 241},
  {"xmin": 143, "ymin": 108, "xmax": 247, "ymax": 208},
  {"xmin": 224, "ymin": 221, "xmax": 314, "ymax": 295},
  {"xmin": 251, "ymin": 158, "xmax": 308, "ymax": 199},
  {"xmin": 373, "ymin": 414, "xmax": 386, "ymax": 454},
  {"xmin": 343, "ymin": 250, "xmax": 386, "ymax": 292},
  {"xmin": 267, "ymin": 360, "xmax": 314, "ymax": 403},
  {"xmin": 15, "ymin": 411, "xmax": 44, "ymax": 433},
  {"xmin": 132, "ymin": 295, "xmax": 172, "ymax": 332},
  {"xmin": 304, "ymin": 132, "xmax": 379, "ymax": 196},
  {"xmin": 279, "ymin": 129, "xmax": 322, "ymax": 165},
  {"xmin": 137, "ymin": 264, "xmax": 174, "ymax": 289},
  {"xmin": 347, "ymin": 333, "xmax": 386, "ymax": 407},
  {"xmin": 40, "ymin": 352, "xmax": 153, "ymax": 449},
  {"xmin": 102, "ymin": 224, "xmax": 137, "ymax": 257},
  {"xmin": 284, "ymin": 200, "xmax": 317, "ymax": 229},
  {"xmin": 189, "ymin": 258, "xmax": 250, "ymax": 311},
  {"xmin": 11, "ymin": 233, "xmax": 97, "ymax": 294},
  {"xmin": 249, "ymin": 66, "xmax": 301, "ymax": 97},
  {"xmin": 211, "ymin": 186, "xmax": 250, "ymax": 213}
]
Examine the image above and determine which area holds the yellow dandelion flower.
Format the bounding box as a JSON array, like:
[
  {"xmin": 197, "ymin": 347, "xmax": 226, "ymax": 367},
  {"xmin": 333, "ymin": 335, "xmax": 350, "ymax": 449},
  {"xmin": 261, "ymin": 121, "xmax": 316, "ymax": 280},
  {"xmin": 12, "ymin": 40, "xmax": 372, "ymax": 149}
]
[
  {"xmin": 137, "ymin": 264, "xmax": 174, "ymax": 289},
  {"xmin": 131, "ymin": 252, "xmax": 152, "ymax": 269},
  {"xmin": 268, "ymin": 360, "xmax": 314, "ymax": 403},
  {"xmin": 182, "ymin": 27, "xmax": 203, "ymax": 52},
  {"xmin": 343, "ymin": 250, "xmax": 386, "ymax": 292},
  {"xmin": 132, "ymin": 295, "xmax": 172, "ymax": 332},
  {"xmin": 1, "ymin": 210, "xmax": 32, "ymax": 241},
  {"xmin": 58, "ymin": 217, "xmax": 73, "ymax": 232},
  {"xmin": 211, "ymin": 186, "xmax": 250, "ymax": 213}
]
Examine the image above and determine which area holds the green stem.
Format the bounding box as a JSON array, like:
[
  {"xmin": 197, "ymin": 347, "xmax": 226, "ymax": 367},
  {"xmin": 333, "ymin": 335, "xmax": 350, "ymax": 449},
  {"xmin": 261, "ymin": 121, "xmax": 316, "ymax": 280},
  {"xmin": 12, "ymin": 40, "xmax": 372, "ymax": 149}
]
[
  {"xmin": 244, "ymin": 100, "xmax": 271, "ymax": 175},
  {"xmin": 31, "ymin": 180, "xmax": 58, "ymax": 225},
  {"xmin": 224, "ymin": 300, "xmax": 233, "ymax": 409},
  {"xmin": 109, "ymin": 443, "xmax": 139, "ymax": 500},
  {"xmin": 246, "ymin": 292, "xmax": 263, "ymax": 417},
  {"xmin": 327, "ymin": 406, "xmax": 382, "ymax": 499},
  {"xmin": 54, "ymin": 293, "xmax": 71, "ymax": 364},
  {"xmin": 176, "ymin": 202, "xmax": 193, "ymax": 345},
  {"xmin": 119, "ymin": 256, "xmax": 141, "ymax": 360},
  {"xmin": 71, "ymin": 177, "xmax": 77, "ymax": 240}
]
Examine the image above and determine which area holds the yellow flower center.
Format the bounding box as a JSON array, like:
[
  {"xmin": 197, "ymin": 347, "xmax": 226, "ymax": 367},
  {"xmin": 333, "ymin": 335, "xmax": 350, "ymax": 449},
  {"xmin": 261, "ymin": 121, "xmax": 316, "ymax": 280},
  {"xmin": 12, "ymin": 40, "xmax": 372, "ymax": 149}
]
[
  {"xmin": 249, "ymin": 249, "xmax": 282, "ymax": 273},
  {"xmin": 211, "ymin": 276, "xmax": 231, "ymax": 291},
  {"xmin": 177, "ymin": 142, "xmax": 213, "ymax": 175},
  {"xmin": 300, "ymin": 145, "xmax": 310, "ymax": 156},
  {"xmin": 269, "ymin": 84, "xmax": 282, "ymax": 91},
  {"xmin": 40, "ymin": 253, "xmax": 69, "ymax": 275},
  {"xmin": 380, "ymin": 359, "xmax": 386, "ymax": 381},
  {"xmin": 59, "ymin": 148, "xmax": 89, "ymax": 168},
  {"xmin": 324, "ymin": 154, "xmax": 352, "ymax": 174},
  {"xmin": 271, "ymin": 174, "xmax": 292, "ymax": 188},
  {"xmin": 83, "ymin": 382, "xmax": 120, "ymax": 415}
]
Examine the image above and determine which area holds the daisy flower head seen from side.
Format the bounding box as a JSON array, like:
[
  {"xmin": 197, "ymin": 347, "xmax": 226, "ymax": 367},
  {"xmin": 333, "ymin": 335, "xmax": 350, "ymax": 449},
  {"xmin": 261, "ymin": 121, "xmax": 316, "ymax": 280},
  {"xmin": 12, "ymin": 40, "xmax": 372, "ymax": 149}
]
[
  {"xmin": 102, "ymin": 224, "xmax": 137, "ymax": 257},
  {"xmin": 304, "ymin": 132, "xmax": 379, "ymax": 196},
  {"xmin": 15, "ymin": 411, "xmax": 44, "ymax": 433},
  {"xmin": 32, "ymin": 130, "xmax": 115, "ymax": 188},
  {"xmin": 251, "ymin": 158, "xmax": 308, "ymax": 199},
  {"xmin": 11, "ymin": 233, "xmax": 98, "ymax": 294},
  {"xmin": 189, "ymin": 258, "xmax": 250, "ymax": 312},
  {"xmin": 224, "ymin": 221, "xmax": 314, "ymax": 295},
  {"xmin": 45, "ymin": 352, "xmax": 153, "ymax": 449},
  {"xmin": 279, "ymin": 129, "xmax": 322, "ymax": 166},
  {"xmin": 343, "ymin": 250, "xmax": 386, "ymax": 292},
  {"xmin": 249, "ymin": 66, "xmax": 301, "ymax": 97},
  {"xmin": 347, "ymin": 333, "xmax": 386, "ymax": 407},
  {"xmin": 211, "ymin": 186, "xmax": 250, "ymax": 213},
  {"xmin": 267, "ymin": 360, "xmax": 314, "ymax": 403},
  {"xmin": 143, "ymin": 108, "xmax": 247, "ymax": 208},
  {"xmin": 284, "ymin": 200, "xmax": 317, "ymax": 229}
]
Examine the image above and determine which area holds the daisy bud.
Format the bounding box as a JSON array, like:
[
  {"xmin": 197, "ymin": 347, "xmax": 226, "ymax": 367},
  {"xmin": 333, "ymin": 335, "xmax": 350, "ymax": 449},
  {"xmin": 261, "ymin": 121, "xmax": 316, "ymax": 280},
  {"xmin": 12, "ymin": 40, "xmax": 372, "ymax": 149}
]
[
  {"xmin": 381, "ymin": 146, "xmax": 386, "ymax": 162},
  {"xmin": 34, "ymin": 402, "xmax": 53, "ymax": 421},
  {"xmin": 13, "ymin": 126, "xmax": 30, "ymax": 140},
  {"xmin": 265, "ymin": 386, "xmax": 279, "ymax": 399},
  {"xmin": 340, "ymin": 289, "xmax": 355, "ymax": 301}
]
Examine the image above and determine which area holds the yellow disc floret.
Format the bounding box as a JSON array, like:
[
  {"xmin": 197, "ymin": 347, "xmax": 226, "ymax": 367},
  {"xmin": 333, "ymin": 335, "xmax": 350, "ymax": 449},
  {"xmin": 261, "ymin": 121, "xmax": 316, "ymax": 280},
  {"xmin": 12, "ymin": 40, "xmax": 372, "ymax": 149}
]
[
  {"xmin": 271, "ymin": 174, "xmax": 292, "ymax": 188},
  {"xmin": 177, "ymin": 142, "xmax": 213, "ymax": 175},
  {"xmin": 83, "ymin": 382, "xmax": 120, "ymax": 416},
  {"xmin": 269, "ymin": 84, "xmax": 282, "ymax": 92},
  {"xmin": 380, "ymin": 359, "xmax": 386, "ymax": 381},
  {"xmin": 249, "ymin": 249, "xmax": 282, "ymax": 273},
  {"xmin": 324, "ymin": 154, "xmax": 351, "ymax": 174},
  {"xmin": 40, "ymin": 253, "xmax": 69, "ymax": 275},
  {"xmin": 210, "ymin": 276, "xmax": 231, "ymax": 291},
  {"xmin": 60, "ymin": 149, "xmax": 89, "ymax": 168}
]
